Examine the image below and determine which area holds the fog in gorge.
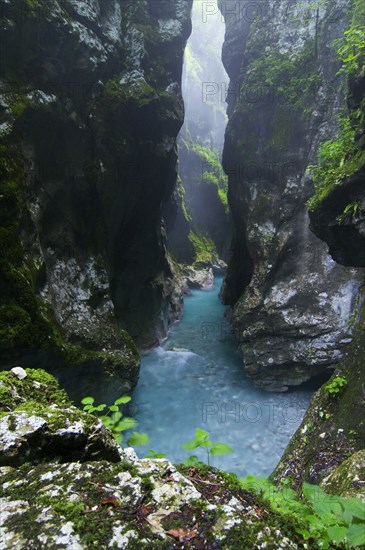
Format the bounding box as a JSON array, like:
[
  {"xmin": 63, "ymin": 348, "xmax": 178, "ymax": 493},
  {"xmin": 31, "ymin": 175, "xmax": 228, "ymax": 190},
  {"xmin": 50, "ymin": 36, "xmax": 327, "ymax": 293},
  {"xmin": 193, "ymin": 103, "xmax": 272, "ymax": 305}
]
[{"xmin": 180, "ymin": 0, "xmax": 228, "ymax": 149}]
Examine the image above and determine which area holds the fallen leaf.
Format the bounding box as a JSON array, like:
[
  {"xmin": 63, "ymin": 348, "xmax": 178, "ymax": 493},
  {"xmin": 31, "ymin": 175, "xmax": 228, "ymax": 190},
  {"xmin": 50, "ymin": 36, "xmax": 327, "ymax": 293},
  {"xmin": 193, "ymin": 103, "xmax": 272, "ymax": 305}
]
[
  {"xmin": 139, "ymin": 504, "xmax": 151, "ymax": 517},
  {"xmin": 166, "ymin": 528, "xmax": 198, "ymax": 541},
  {"xmin": 100, "ymin": 496, "xmax": 122, "ymax": 507}
]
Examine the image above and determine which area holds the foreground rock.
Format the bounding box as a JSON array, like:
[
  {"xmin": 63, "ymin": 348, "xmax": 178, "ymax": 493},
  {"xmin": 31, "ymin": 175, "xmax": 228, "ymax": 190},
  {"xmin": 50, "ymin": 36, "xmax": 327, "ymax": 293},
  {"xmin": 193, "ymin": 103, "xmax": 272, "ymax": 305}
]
[
  {"xmin": 2, "ymin": 456, "xmax": 304, "ymax": 550},
  {"xmin": 321, "ymin": 450, "xmax": 365, "ymax": 502},
  {"xmin": 0, "ymin": 368, "xmax": 313, "ymax": 549}
]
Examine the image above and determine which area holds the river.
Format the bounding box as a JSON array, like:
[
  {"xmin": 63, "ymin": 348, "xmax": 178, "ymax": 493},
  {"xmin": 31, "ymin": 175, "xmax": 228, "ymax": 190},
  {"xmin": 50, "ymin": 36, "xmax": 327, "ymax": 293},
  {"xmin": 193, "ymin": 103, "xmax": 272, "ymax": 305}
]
[{"xmin": 130, "ymin": 277, "xmax": 313, "ymax": 477}]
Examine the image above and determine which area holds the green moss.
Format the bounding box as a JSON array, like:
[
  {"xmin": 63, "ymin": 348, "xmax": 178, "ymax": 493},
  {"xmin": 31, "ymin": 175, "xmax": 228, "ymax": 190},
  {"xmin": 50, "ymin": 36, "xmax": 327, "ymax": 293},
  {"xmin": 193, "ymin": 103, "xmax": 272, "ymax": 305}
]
[
  {"xmin": 308, "ymin": 0, "xmax": 365, "ymax": 211},
  {"xmin": 243, "ymin": 41, "xmax": 321, "ymax": 112},
  {"xmin": 188, "ymin": 231, "xmax": 217, "ymax": 265},
  {"xmin": 186, "ymin": 141, "xmax": 228, "ymax": 192},
  {"xmin": 8, "ymin": 92, "xmax": 31, "ymax": 118},
  {"xmin": 308, "ymin": 117, "xmax": 365, "ymax": 210},
  {"xmin": 104, "ymin": 76, "xmax": 157, "ymax": 107},
  {"xmin": 0, "ymin": 368, "xmax": 70, "ymax": 412}
]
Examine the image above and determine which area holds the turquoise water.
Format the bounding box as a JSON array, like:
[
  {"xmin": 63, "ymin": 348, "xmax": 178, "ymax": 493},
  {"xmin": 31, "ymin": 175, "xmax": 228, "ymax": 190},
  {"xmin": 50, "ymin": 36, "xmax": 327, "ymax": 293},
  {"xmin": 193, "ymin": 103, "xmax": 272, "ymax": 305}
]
[{"xmin": 130, "ymin": 277, "xmax": 313, "ymax": 477}]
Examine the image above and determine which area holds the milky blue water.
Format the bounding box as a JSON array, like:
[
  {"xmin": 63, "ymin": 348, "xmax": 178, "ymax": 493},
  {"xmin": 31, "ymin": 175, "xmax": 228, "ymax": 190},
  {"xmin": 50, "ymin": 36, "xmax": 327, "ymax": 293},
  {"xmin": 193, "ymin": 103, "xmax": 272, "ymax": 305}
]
[{"xmin": 130, "ymin": 277, "xmax": 313, "ymax": 477}]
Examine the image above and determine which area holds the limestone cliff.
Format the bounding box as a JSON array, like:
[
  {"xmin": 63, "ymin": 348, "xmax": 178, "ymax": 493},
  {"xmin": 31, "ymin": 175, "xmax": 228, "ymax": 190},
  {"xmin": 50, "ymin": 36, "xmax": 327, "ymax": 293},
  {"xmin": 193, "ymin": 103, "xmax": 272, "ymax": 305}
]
[
  {"xmin": 0, "ymin": 0, "xmax": 192, "ymax": 396},
  {"xmin": 273, "ymin": 0, "xmax": 365, "ymax": 485},
  {"xmin": 218, "ymin": 0, "xmax": 361, "ymax": 391}
]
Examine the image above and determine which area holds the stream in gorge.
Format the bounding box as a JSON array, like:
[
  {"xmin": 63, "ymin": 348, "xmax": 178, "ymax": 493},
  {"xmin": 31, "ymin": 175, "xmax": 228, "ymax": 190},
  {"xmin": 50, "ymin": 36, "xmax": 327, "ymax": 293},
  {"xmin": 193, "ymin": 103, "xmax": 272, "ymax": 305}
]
[{"xmin": 131, "ymin": 277, "xmax": 313, "ymax": 477}]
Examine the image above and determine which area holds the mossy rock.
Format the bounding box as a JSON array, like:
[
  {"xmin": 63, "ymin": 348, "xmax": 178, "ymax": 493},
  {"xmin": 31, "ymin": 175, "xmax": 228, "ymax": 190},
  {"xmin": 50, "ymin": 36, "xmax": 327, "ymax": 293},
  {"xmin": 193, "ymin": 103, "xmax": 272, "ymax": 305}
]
[
  {"xmin": 0, "ymin": 369, "xmax": 121, "ymax": 466},
  {"xmin": 321, "ymin": 450, "xmax": 365, "ymax": 502},
  {"xmin": 272, "ymin": 298, "xmax": 365, "ymax": 487},
  {"xmin": 0, "ymin": 368, "xmax": 69, "ymax": 413},
  {"xmin": 1, "ymin": 458, "xmax": 307, "ymax": 549}
]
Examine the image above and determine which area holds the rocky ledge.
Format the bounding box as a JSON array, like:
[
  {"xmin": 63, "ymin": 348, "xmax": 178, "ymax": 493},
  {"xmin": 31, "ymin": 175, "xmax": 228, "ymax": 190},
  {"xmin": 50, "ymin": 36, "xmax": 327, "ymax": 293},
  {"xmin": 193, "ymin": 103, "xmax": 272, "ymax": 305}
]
[{"xmin": 6, "ymin": 367, "xmax": 364, "ymax": 549}]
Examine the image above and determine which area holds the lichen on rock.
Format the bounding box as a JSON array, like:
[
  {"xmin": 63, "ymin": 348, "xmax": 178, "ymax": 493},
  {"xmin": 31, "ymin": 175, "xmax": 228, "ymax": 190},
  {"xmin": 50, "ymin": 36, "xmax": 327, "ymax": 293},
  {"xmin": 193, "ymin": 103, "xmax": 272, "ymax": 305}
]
[
  {"xmin": 0, "ymin": 368, "xmax": 319, "ymax": 548},
  {"xmin": 320, "ymin": 450, "xmax": 365, "ymax": 502}
]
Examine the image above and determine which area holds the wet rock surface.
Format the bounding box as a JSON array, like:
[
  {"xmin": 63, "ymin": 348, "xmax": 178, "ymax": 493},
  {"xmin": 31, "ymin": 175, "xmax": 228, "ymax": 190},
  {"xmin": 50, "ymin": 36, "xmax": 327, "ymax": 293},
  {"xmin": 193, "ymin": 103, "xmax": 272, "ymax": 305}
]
[
  {"xmin": 0, "ymin": 0, "xmax": 192, "ymax": 387},
  {"xmin": 272, "ymin": 296, "xmax": 365, "ymax": 486},
  {"xmin": 218, "ymin": 0, "xmax": 361, "ymax": 390}
]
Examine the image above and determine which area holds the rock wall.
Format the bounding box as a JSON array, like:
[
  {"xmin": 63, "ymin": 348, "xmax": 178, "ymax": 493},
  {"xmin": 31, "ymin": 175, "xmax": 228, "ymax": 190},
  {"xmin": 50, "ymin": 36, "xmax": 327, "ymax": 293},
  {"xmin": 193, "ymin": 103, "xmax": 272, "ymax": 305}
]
[
  {"xmin": 218, "ymin": 0, "xmax": 361, "ymax": 391},
  {"xmin": 0, "ymin": 0, "xmax": 192, "ymax": 394},
  {"xmin": 273, "ymin": 2, "xmax": 365, "ymax": 484}
]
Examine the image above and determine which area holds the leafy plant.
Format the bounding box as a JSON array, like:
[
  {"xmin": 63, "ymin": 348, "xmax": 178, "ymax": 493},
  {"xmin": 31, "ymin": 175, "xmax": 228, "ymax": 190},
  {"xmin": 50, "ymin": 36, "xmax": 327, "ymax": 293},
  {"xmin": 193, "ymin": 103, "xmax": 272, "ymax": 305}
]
[
  {"xmin": 325, "ymin": 376, "xmax": 348, "ymax": 396},
  {"xmin": 181, "ymin": 428, "xmax": 233, "ymax": 466},
  {"xmin": 308, "ymin": 116, "xmax": 365, "ymax": 209},
  {"xmin": 239, "ymin": 475, "xmax": 365, "ymax": 548},
  {"xmin": 336, "ymin": 201, "xmax": 361, "ymax": 223},
  {"xmin": 81, "ymin": 395, "xmax": 149, "ymax": 447},
  {"xmin": 308, "ymin": 0, "xmax": 365, "ymax": 211},
  {"xmin": 145, "ymin": 449, "xmax": 167, "ymax": 459}
]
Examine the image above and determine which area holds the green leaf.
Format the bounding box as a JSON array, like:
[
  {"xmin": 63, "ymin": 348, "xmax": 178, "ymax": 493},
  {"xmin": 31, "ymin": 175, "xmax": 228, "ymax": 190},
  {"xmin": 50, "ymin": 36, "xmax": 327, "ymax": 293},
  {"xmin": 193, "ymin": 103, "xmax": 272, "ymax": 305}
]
[
  {"xmin": 108, "ymin": 405, "xmax": 119, "ymax": 412},
  {"xmin": 183, "ymin": 455, "xmax": 201, "ymax": 467},
  {"xmin": 181, "ymin": 440, "xmax": 199, "ymax": 451},
  {"xmin": 296, "ymin": 528, "xmax": 311, "ymax": 540},
  {"xmin": 127, "ymin": 432, "xmax": 149, "ymax": 446},
  {"xmin": 327, "ymin": 525, "xmax": 347, "ymax": 544},
  {"xmin": 195, "ymin": 428, "xmax": 210, "ymax": 444},
  {"xmin": 110, "ymin": 412, "xmax": 123, "ymax": 423},
  {"xmin": 346, "ymin": 523, "xmax": 365, "ymax": 547},
  {"xmin": 114, "ymin": 396, "xmax": 132, "ymax": 405},
  {"xmin": 210, "ymin": 442, "xmax": 233, "ymax": 456},
  {"xmin": 146, "ymin": 449, "xmax": 166, "ymax": 459},
  {"xmin": 94, "ymin": 404, "xmax": 107, "ymax": 412},
  {"xmin": 115, "ymin": 418, "xmax": 138, "ymax": 431},
  {"xmin": 341, "ymin": 497, "xmax": 365, "ymax": 521},
  {"xmin": 81, "ymin": 397, "xmax": 94, "ymax": 405}
]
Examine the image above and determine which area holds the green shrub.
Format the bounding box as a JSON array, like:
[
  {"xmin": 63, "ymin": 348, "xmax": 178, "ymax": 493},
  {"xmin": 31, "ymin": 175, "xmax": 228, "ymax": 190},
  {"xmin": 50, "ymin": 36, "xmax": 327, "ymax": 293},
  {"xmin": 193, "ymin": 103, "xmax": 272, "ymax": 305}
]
[
  {"xmin": 239, "ymin": 475, "xmax": 365, "ymax": 548},
  {"xmin": 81, "ymin": 395, "xmax": 148, "ymax": 447},
  {"xmin": 181, "ymin": 428, "xmax": 233, "ymax": 467}
]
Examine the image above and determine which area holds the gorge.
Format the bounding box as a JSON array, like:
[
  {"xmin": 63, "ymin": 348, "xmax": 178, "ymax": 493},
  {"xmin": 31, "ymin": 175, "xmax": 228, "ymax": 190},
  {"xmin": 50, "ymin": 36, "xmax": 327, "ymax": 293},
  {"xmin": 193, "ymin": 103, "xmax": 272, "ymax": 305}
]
[{"xmin": 0, "ymin": 0, "xmax": 364, "ymax": 548}]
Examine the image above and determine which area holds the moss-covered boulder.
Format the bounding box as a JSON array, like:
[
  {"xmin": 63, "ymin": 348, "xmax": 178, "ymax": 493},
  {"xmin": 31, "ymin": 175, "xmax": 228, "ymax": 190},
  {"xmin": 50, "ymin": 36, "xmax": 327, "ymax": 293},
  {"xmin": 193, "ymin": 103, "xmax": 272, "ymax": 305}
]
[
  {"xmin": 0, "ymin": 369, "xmax": 121, "ymax": 466},
  {"xmin": 320, "ymin": 450, "xmax": 365, "ymax": 502}
]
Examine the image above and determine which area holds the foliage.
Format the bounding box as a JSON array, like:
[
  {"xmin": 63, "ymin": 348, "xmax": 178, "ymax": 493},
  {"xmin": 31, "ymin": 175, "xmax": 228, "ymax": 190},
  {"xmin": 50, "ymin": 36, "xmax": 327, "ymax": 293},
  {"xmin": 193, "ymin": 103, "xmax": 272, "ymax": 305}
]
[
  {"xmin": 336, "ymin": 201, "xmax": 361, "ymax": 223},
  {"xmin": 81, "ymin": 396, "xmax": 148, "ymax": 447},
  {"xmin": 145, "ymin": 449, "xmax": 167, "ymax": 459},
  {"xmin": 307, "ymin": 117, "xmax": 365, "ymax": 209},
  {"xmin": 188, "ymin": 141, "xmax": 228, "ymax": 191},
  {"xmin": 181, "ymin": 428, "xmax": 233, "ymax": 467},
  {"xmin": 336, "ymin": 0, "xmax": 365, "ymax": 77},
  {"xmin": 325, "ymin": 376, "xmax": 348, "ymax": 397},
  {"xmin": 308, "ymin": 0, "xmax": 365, "ymax": 210},
  {"xmin": 188, "ymin": 231, "xmax": 216, "ymax": 264},
  {"xmin": 243, "ymin": 43, "xmax": 320, "ymax": 110},
  {"xmin": 239, "ymin": 475, "xmax": 365, "ymax": 548}
]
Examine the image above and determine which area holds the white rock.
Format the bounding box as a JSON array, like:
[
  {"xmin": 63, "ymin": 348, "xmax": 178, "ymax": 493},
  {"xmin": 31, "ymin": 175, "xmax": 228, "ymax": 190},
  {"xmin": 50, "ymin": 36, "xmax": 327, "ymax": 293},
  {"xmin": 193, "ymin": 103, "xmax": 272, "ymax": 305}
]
[{"xmin": 11, "ymin": 367, "xmax": 27, "ymax": 380}]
